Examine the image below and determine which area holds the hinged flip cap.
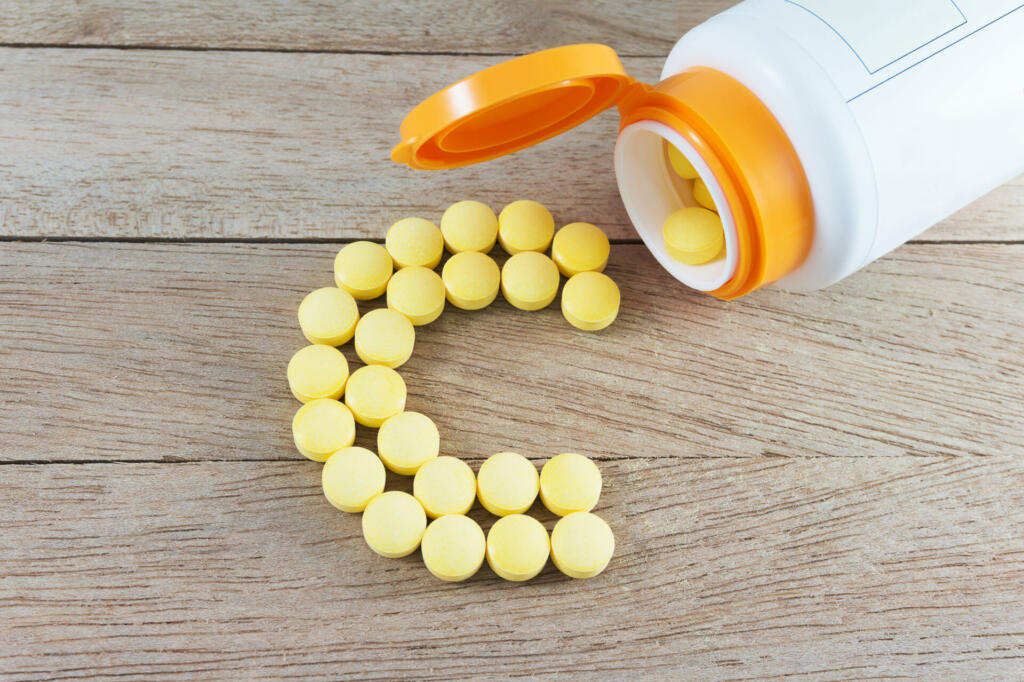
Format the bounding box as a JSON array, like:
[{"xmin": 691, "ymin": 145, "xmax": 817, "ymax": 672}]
[{"xmin": 392, "ymin": 44, "xmax": 636, "ymax": 170}]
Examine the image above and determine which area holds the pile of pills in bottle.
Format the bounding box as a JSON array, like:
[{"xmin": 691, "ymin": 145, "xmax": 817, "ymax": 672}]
[
  {"xmin": 663, "ymin": 144, "xmax": 725, "ymax": 266},
  {"xmin": 287, "ymin": 199, "xmax": 617, "ymax": 582}
]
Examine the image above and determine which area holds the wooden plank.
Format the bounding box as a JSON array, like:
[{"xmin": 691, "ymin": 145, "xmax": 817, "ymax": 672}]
[
  {"xmin": 2, "ymin": 457, "xmax": 1023, "ymax": 679},
  {"xmin": 0, "ymin": 49, "xmax": 1019, "ymax": 241},
  {"xmin": 1, "ymin": 241, "xmax": 1020, "ymax": 463},
  {"xmin": 0, "ymin": 1, "xmax": 731, "ymax": 55}
]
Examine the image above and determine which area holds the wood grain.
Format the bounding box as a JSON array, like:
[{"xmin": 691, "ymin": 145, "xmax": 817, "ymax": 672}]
[
  {"xmin": 1, "ymin": 49, "xmax": 1020, "ymax": 241},
  {"xmin": 1, "ymin": 241, "xmax": 1021, "ymax": 464},
  {"xmin": 2, "ymin": 457, "xmax": 1023, "ymax": 679},
  {"xmin": 0, "ymin": 0, "xmax": 731, "ymax": 54}
]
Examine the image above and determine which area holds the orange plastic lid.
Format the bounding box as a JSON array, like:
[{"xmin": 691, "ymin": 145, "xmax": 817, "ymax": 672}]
[{"xmin": 391, "ymin": 44, "xmax": 635, "ymax": 170}]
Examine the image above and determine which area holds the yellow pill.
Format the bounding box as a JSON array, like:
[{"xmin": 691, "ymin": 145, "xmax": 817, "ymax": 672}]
[
  {"xmin": 354, "ymin": 308, "xmax": 415, "ymax": 369},
  {"xmin": 386, "ymin": 266, "xmax": 446, "ymax": 325},
  {"xmin": 321, "ymin": 446, "xmax": 386, "ymax": 513},
  {"xmin": 344, "ymin": 365, "xmax": 407, "ymax": 428},
  {"xmin": 292, "ymin": 398, "xmax": 356, "ymax": 462},
  {"xmin": 550, "ymin": 512, "xmax": 614, "ymax": 579},
  {"xmin": 561, "ymin": 271, "xmax": 620, "ymax": 332},
  {"xmin": 667, "ymin": 143, "xmax": 699, "ymax": 180},
  {"xmin": 441, "ymin": 200, "xmax": 498, "ymax": 254},
  {"xmin": 297, "ymin": 287, "xmax": 359, "ymax": 346},
  {"xmin": 362, "ymin": 491, "xmax": 427, "ymax": 558},
  {"xmin": 486, "ymin": 514, "xmax": 550, "ymax": 582},
  {"xmin": 662, "ymin": 207, "xmax": 725, "ymax": 265},
  {"xmin": 693, "ymin": 177, "xmax": 717, "ymax": 211},
  {"xmin": 414, "ymin": 456, "xmax": 476, "ymax": 518},
  {"xmin": 421, "ymin": 514, "xmax": 486, "ymax": 582},
  {"xmin": 551, "ymin": 222, "xmax": 610, "ymax": 277},
  {"xmin": 386, "ymin": 217, "xmax": 444, "ymax": 270},
  {"xmin": 287, "ymin": 344, "xmax": 349, "ymax": 403},
  {"xmin": 442, "ymin": 251, "xmax": 500, "ymax": 310},
  {"xmin": 377, "ymin": 411, "xmax": 439, "ymax": 475},
  {"xmin": 539, "ymin": 453, "xmax": 602, "ymax": 516},
  {"xmin": 333, "ymin": 241, "xmax": 393, "ymax": 301},
  {"xmin": 500, "ymin": 251, "xmax": 560, "ymax": 311},
  {"xmin": 498, "ymin": 200, "xmax": 555, "ymax": 254},
  {"xmin": 476, "ymin": 452, "xmax": 539, "ymax": 516}
]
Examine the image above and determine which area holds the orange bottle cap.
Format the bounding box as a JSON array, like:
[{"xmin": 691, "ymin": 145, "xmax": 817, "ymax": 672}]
[{"xmin": 391, "ymin": 44, "xmax": 635, "ymax": 170}]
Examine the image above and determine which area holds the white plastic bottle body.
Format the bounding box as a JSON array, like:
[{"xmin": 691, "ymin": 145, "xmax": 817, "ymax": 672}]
[{"xmin": 662, "ymin": 0, "xmax": 1024, "ymax": 291}]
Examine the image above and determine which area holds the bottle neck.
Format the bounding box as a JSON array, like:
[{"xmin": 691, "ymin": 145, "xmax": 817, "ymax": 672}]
[{"xmin": 616, "ymin": 68, "xmax": 814, "ymax": 300}]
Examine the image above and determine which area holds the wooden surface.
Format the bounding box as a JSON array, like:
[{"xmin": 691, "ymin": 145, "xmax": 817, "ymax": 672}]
[{"xmin": 1, "ymin": 2, "xmax": 1023, "ymax": 680}]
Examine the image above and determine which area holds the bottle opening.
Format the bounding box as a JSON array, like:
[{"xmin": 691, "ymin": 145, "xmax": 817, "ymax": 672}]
[{"xmin": 614, "ymin": 121, "xmax": 738, "ymax": 292}]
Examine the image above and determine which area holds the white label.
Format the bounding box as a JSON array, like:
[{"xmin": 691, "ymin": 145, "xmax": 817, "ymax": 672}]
[{"xmin": 787, "ymin": 0, "xmax": 965, "ymax": 72}]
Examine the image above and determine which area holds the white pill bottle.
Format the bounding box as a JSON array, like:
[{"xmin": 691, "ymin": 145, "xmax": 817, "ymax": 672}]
[{"xmin": 392, "ymin": 0, "xmax": 1024, "ymax": 299}]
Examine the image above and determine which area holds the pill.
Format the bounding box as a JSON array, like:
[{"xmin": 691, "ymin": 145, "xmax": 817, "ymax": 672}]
[
  {"xmin": 539, "ymin": 453, "xmax": 602, "ymax": 516},
  {"xmin": 362, "ymin": 491, "xmax": 427, "ymax": 558},
  {"xmin": 476, "ymin": 452, "xmax": 539, "ymax": 516},
  {"xmin": 550, "ymin": 512, "xmax": 614, "ymax": 579},
  {"xmin": 413, "ymin": 456, "xmax": 476, "ymax": 518},
  {"xmin": 440, "ymin": 200, "xmax": 498, "ymax": 254},
  {"xmin": 287, "ymin": 344, "xmax": 349, "ymax": 403},
  {"xmin": 387, "ymin": 266, "xmax": 446, "ymax": 325},
  {"xmin": 486, "ymin": 514, "xmax": 550, "ymax": 581},
  {"xmin": 442, "ymin": 251, "xmax": 500, "ymax": 310},
  {"xmin": 693, "ymin": 177, "xmax": 717, "ymax": 212},
  {"xmin": 500, "ymin": 251, "xmax": 560, "ymax": 311},
  {"xmin": 662, "ymin": 207, "xmax": 725, "ymax": 265},
  {"xmin": 667, "ymin": 144, "xmax": 699, "ymax": 180},
  {"xmin": 297, "ymin": 287, "xmax": 360, "ymax": 346},
  {"xmin": 333, "ymin": 241, "xmax": 393, "ymax": 301},
  {"xmin": 421, "ymin": 514, "xmax": 486, "ymax": 582},
  {"xmin": 551, "ymin": 222, "xmax": 610, "ymax": 277},
  {"xmin": 386, "ymin": 217, "xmax": 444, "ymax": 270},
  {"xmin": 354, "ymin": 308, "xmax": 415, "ymax": 369},
  {"xmin": 344, "ymin": 365, "xmax": 407, "ymax": 428},
  {"xmin": 498, "ymin": 200, "xmax": 555, "ymax": 254},
  {"xmin": 377, "ymin": 411, "xmax": 439, "ymax": 475},
  {"xmin": 321, "ymin": 446, "xmax": 386, "ymax": 513},
  {"xmin": 292, "ymin": 398, "xmax": 356, "ymax": 462},
  {"xmin": 561, "ymin": 271, "xmax": 620, "ymax": 332}
]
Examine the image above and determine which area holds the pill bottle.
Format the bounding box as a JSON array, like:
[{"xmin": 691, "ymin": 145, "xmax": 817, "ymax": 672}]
[{"xmin": 391, "ymin": 1, "xmax": 1024, "ymax": 299}]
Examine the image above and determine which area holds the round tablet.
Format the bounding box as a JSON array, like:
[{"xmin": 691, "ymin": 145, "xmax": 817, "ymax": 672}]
[
  {"xmin": 377, "ymin": 411, "xmax": 439, "ymax": 475},
  {"xmin": 500, "ymin": 251, "xmax": 560, "ymax": 311},
  {"xmin": 663, "ymin": 207, "xmax": 724, "ymax": 265},
  {"xmin": 442, "ymin": 251, "xmax": 500, "ymax": 310},
  {"xmin": 551, "ymin": 222, "xmax": 610, "ymax": 277},
  {"xmin": 297, "ymin": 287, "xmax": 359, "ymax": 346},
  {"xmin": 387, "ymin": 266, "xmax": 446, "ymax": 326},
  {"xmin": 345, "ymin": 365, "xmax": 407, "ymax": 428},
  {"xmin": 421, "ymin": 514, "xmax": 486, "ymax": 582},
  {"xmin": 292, "ymin": 398, "xmax": 356, "ymax": 462},
  {"xmin": 693, "ymin": 178, "xmax": 717, "ymax": 211},
  {"xmin": 486, "ymin": 514, "xmax": 550, "ymax": 581},
  {"xmin": 362, "ymin": 491, "xmax": 427, "ymax": 558},
  {"xmin": 498, "ymin": 200, "xmax": 555, "ymax": 254},
  {"xmin": 476, "ymin": 452, "xmax": 539, "ymax": 516},
  {"xmin": 321, "ymin": 446, "xmax": 386, "ymax": 513},
  {"xmin": 354, "ymin": 308, "xmax": 415, "ymax": 369},
  {"xmin": 539, "ymin": 453, "xmax": 602, "ymax": 516},
  {"xmin": 440, "ymin": 200, "xmax": 498, "ymax": 254},
  {"xmin": 414, "ymin": 456, "xmax": 476, "ymax": 518},
  {"xmin": 550, "ymin": 512, "xmax": 614, "ymax": 579},
  {"xmin": 561, "ymin": 271, "xmax": 620, "ymax": 332},
  {"xmin": 668, "ymin": 144, "xmax": 699, "ymax": 180},
  {"xmin": 333, "ymin": 241, "xmax": 393, "ymax": 300},
  {"xmin": 287, "ymin": 344, "xmax": 349, "ymax": 403},
  {"xmin": 386, "ymin": 217, "xmax": 444, "ymax": 269}
]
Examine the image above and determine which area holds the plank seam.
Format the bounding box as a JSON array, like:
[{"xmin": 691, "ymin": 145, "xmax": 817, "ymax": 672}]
[
  {"xmin": 0, "ymin": 42, "xmax": 664, "ymax": 58},
  {"xmin": 1, "ymin": 237, "xmax": 1019, "ymax": 246}
]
